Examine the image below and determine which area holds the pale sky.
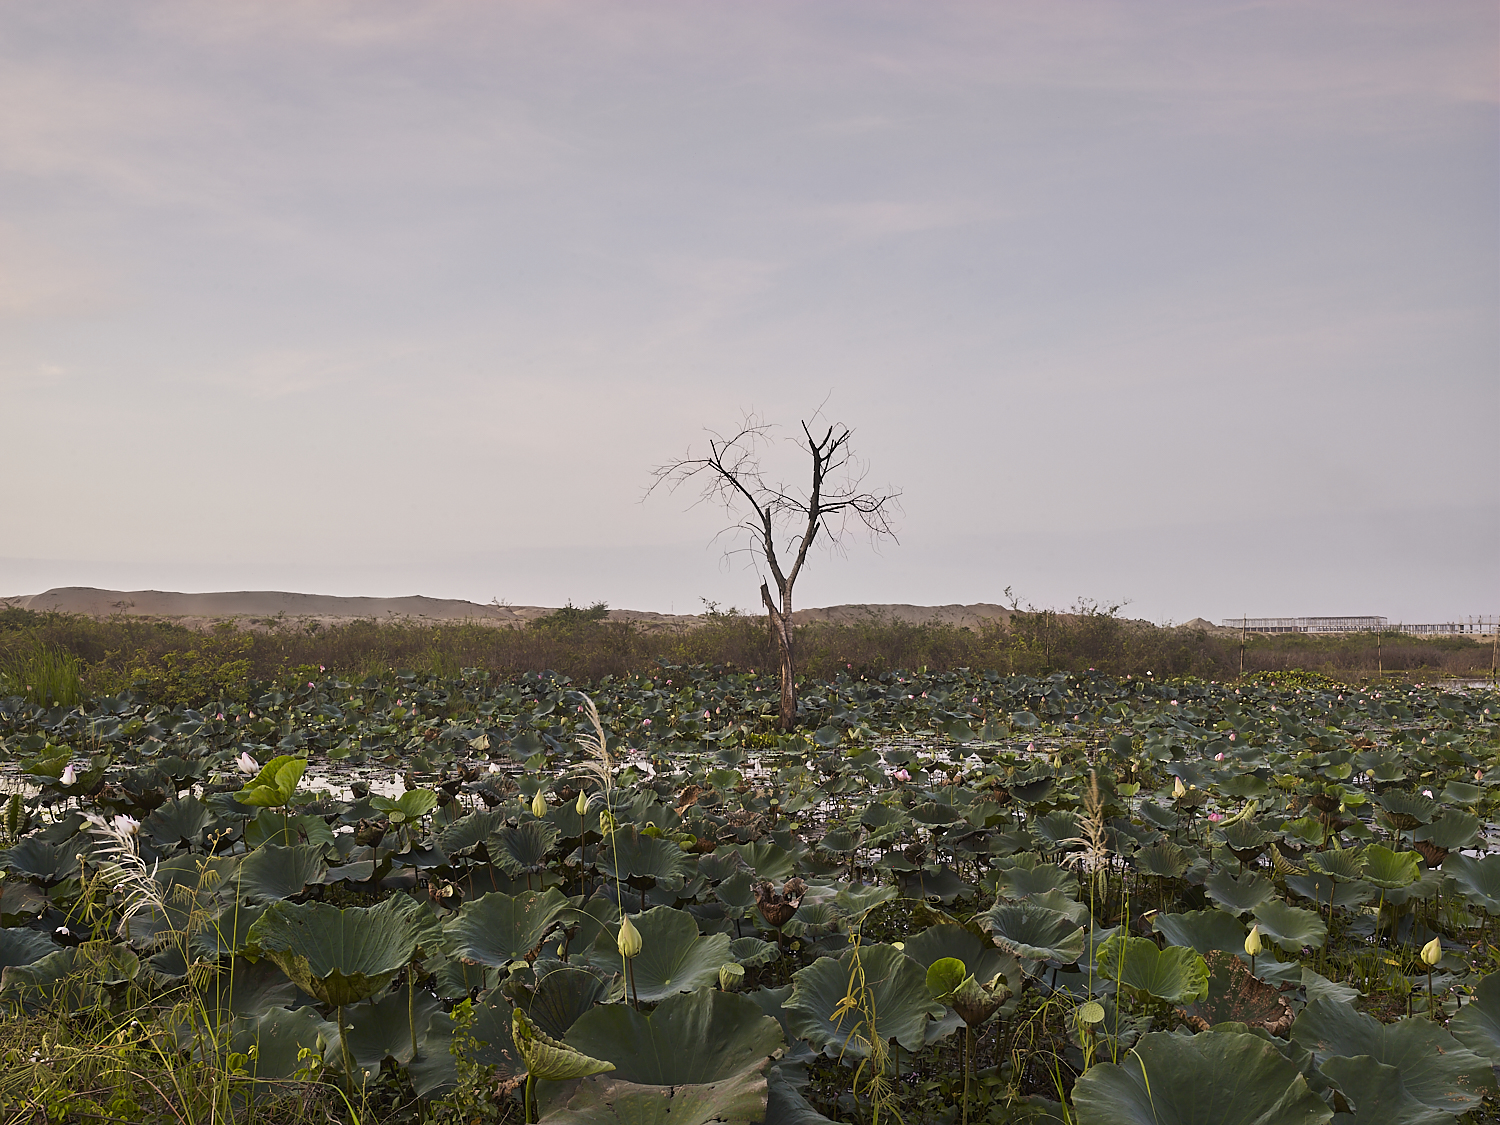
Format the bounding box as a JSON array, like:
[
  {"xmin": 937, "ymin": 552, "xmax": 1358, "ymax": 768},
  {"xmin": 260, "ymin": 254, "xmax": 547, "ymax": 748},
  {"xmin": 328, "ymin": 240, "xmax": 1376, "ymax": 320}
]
[{"xmin": 3, "ymin": 1, "xmax": 1496, "ymax": 624}]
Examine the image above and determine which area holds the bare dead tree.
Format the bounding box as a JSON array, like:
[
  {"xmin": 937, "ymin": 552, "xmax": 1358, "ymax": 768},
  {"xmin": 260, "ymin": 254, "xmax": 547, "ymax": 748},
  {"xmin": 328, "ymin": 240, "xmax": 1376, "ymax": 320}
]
[{"xmin": 649, "ymin": 414, "xmax": 901, "ymax": 731}]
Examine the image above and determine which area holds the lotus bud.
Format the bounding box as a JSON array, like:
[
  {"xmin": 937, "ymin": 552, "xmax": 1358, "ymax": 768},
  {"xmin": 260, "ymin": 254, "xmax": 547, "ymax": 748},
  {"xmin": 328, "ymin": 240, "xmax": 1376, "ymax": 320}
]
[
  {"xmin": 1173, "ymin": 777, "xmax": 1187, "ymax": 799},
  {"xmin": 718, "ymin": 962, "xmax": 745, "ymax": 991},
  {"xmin": 598, "ymin": 810, "xmax": 616, "ymax": 836},
  {"xmin": 576, "ymin": 791, "xmax": 590, "ymax": 815},
  {"xmin": 1421, "ymin": 936, "xmax": 1442, "ymax": 966},
  {"xmin": 237, "ymin": 752, "xmax": 259, "ymax": 775},
  {"xmin": 531, "ymin": 790, "xmax": 547, "ymax": 818},
  {"xmin": 60, "ymin": 765, "xmax": 77, "ymax": 786},
  {"xmin": 1244, "ymin": 925, "xmax": 1262, "ymax": 957},
  {"xmin": 617, "ymin": 914, "xmax": 642, "ymax": 959}
]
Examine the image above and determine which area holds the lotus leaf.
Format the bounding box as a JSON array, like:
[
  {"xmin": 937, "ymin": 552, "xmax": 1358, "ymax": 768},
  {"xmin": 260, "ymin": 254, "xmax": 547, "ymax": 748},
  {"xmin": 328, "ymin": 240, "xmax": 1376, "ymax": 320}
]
[
  {"xmin": 902, "ymin": 924, "xmax": 1020, "ymax": 992},
  {"xmin": 233, "ymin": 754, "xmax": 306, "ymax": 808},
  {"xmin": 1138, "ymin": 801, "xmax": 1178, "ymax": 830},
  {"xmin": 727, "ymin": 937, "xmax": 780, "ymax": 968},
  {"xmin": 1284, "ymin": 872, "xmax": 1376, "ymax": 909},
  {"xmin": 2, "ymin": 941, "xmax": 140, "ymax": 1002},
  {"xmin": 1441, "ymin": 780, "xmax": 1481, "ymax": 804},
  {"xmin": 1320, "ymin": 1055, "xmax": 1453, "ymax": 1125},
  {"xmin": 1030, "ymin": 810, "xmax": 1079, "ymax": 848},
  {"xmin": 335, "ymin": 987, "xmax": 448, "ymax": 1079},
  {"xmin": 1152, "ymin": 909, "xmax": 1246, "ymax": 954},
  {"xmin": 1133, "ymin": 841, "xmax": 1189, "ymax": 879},
  {"xmin": 227, "ymin": 1005, "xmax": 336, "ymax": 1091},
  {"xmin": 925, "ymin": 957, "xmax": 967, "ymax": 999},
  {"xmin": 518, "ymin": 965, "xmax": 614, "ymax": 1039},
  {"xmin": 1072, "ymin": 1026, "xmax": 1331, "ymax": 1125},
  {"xmin": 1179, "ymin": 950, "xmax": 1294, "ymax": 1037},
  {"xmin": 514, "ymin": 1008, "xmax": 616, "ymax": 1081},
  {"xmin": 567, "ymin": 988, "xmax": 784, "ymax": 1084},
  {"xmin": 1095, "ymin": 934, "xmax": 1209, "ymax": 1005},
  {"xmin": 1362, "ymin": 844, "xmax": 1421, "ymax": 889},
  {"xmin": 2, "ymin": 836, "xmax": 85, "ymax": 887},
  {"xmin": 1376, "ymin": 790, "xmax": 1438, "ymax": 827},
  {"xmin": 833, "ymin": 882, "xmax": 898, "ymax": 918},
  {"xmin": 238, "ymin": 843, "xmax": 328, "ymax": 904},
  {"xmin": 897, "ymin": 865, "xmax": 975, "ymax": 904},
  {"xmin": 143, "ymin": 796, "xmax": 218, "ymax": 847},
  {"xmin": 994, "ymin": 862, "xmax": 1076, "ymax": 900},
  {"xmin": 736, "ymin": 841, "xmax": 798, "ymax": 881},
  {"xmin": 1419, "ymin": 808, "xmax": 1479, "ymax": 850},
  {"xmin": 246, "ymin": 895, "xmax": 420, "ymax": 1008},
  {"xmin": 1306, "ymin": 848, "xmax": 1365, "ymax": 882},
  {"xmin": 1203, "ymin": 870, "xmax": 1276, "ymax": 915},
  {"xmin": 1449, "ymin": 972, "xmax": 1500, "ymax": 1065},
  {"xmin": 445, "ymin": 887, "xmax": 571, "ymax": 968},
  {"xmin": 1251, "ymin": 899, "xmax": 1327, "ymax": 952},
  {"xmin": 537, "ymin": 1070, "xmax": 767, "ymax": 1125},
  {"xmin": 0, "ymin": 927, "xmax": 57, "ymax": 973},
  {"xmin": 369, "ymin": 788, "xmax": 438, "ymax": 823},
  {"xmin": 490, "ymin": 819, "xmax": 561, "ymax": 878},
  {"xmin": 1292, "ymin": 998, "xmax": 1494, "ymax": 1115},
  {"xmin": 622, "ymin": 905, "xmax": 733, "ymax": 1003},
  {"xmin": 785, "ymin": 944, "xmax": 943, "ymax": 1057},
  {"xmin": 1442, "ymin": 853, "xmax": 1500, "ymax": 915},
  {"xmin": 596, "ymin": 827, "xmax": 694, "ymax": 891},
  {"xmin": 977, "ymin": 902, "xmax": 1085, "ymax": 964},
  {"xmin": 436, "ymin": 808, "xmax": 507, "ymax": 857}
]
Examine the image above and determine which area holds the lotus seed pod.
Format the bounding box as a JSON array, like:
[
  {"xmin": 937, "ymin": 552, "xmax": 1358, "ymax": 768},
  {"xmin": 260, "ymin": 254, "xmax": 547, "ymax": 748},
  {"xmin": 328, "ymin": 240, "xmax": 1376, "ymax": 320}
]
[
  {"xmin": 1421, "ymin": 936, "xmax": 1442, "ymax": 966},
  {"xmin": 576, "ymin": 791, "xmax": 589, "ymax": 815},
  {"xmin": 617, "ymin": 914, "xmax": 642, "ymax": 959},
  {"xmin": 1173, "ymin": 777, "xmax": 1187, "ymax": 799},
  {"xmin": 1077, "ymin": 1000, "xmax": 1105, "ymax": 1026},
  {"xmin": 718, "ymin": 962, "xmax": 745, "ymax": 991},
  {"xmin": 1244, "ymin": 924, "xmax": 1262, "ymax": 956},
  {"xmin": 531, "ymin": 790, "xmax": 547, "ymax": 818}
]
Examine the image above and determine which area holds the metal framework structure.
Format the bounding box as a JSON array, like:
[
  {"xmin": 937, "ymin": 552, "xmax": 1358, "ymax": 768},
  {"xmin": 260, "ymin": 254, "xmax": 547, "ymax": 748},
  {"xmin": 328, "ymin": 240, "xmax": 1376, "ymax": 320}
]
[{"xmin": 1221, "ymin": 616, "xmax": 1497, "ymax": 635}]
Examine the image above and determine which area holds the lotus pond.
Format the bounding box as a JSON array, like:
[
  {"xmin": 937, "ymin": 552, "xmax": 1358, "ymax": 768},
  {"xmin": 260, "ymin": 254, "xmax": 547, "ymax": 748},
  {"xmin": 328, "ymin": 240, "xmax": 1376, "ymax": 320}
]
[{"xmin": 0, "ymin": 666, "xmax": 1497, "ymax": 1124}]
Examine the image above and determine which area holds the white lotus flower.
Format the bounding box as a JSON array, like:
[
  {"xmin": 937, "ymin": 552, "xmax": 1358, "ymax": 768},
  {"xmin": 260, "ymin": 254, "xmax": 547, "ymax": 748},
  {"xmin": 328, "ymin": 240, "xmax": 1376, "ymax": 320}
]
[
  {"xmin": 236, "ymin": 752, "xmax": 259, "ymax": 774},
  {"xmin": 61, "ymin": 765, "xmax": 77, "ymax": 786}
]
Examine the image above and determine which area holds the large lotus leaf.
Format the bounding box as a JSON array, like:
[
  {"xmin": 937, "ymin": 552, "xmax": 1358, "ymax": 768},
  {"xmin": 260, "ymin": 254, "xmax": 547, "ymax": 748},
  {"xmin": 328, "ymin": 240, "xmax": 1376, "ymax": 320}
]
[
  {"xmin": 1443, "ymin": 853, "xmax": 1500, "ymax": 915},
  {"xmin": 2, "ymin": 942, "xmax": 140, "ymax": 1002},
  {"xmin": 465, "ymin": 991, "xmax": 527, "ymax": 1079},
  {"xmin": 234, "ymin": 754, "xmax": 306, "ymax": 808},
  {"xmin": 976, "ymin": 902, "xmax": 1085, "ymax": 964},
  {"xmin": 1096, "ymin": 934, "xmax": 1209, "ymax": 1005},
  {"xmin": 1030, "ymin": 810, "xmax": 1080, "ymax": 848},
  {"xmin": 1450, "ymin": 972, "xmax": 1500, "ymax": 1064},
  {"xmin": 1291, "ymin": 998, "xmax": 1495, "ymax": 1115},
  {"xmin": 334, "ymin": 986, "xmax": 448, "ymax": 1080},
  {"xmin": 596, "ymin": 827, "xmax": 694, "ymax": 890},
  {"xmin": 1251, "ymin": 899, "xmax": 1327, "ymax": 953},
  {"xmin": 902, "ymin": 924, "xmax": 1020, "ymax": 991},
  {"xmin": 567, "ymin": 988, "xmax": 784, "ymax": 1085},
  {"xmin": 1133, "ymin": 841, "xmax": 1189, "ymax": 879},
  {"xmin": 1152, "ymin": 909, "xmax": 1246, "ymax": 955},
  {"xmin": 238, "ymin": 843, "xmax": 328, "ymax": 904},
  {"xmin": 1284, "ymin": 873, "xmax": 1376, "ymax": 909},
  {"xmin": 994, "ymin": 862, "xmax": 1077, "ymax": 901},
  {"xmin": 1073, "ymin": 1026, "xmax": 1331, "ymax": 1125},
  {"xmin": 727, "ymin": 937, "xmax": 780, "ymax": 969},
  {"xmin": 1419, "ymin": 808, "xmax": 1479, "ymax": 850},
  {"xmin": 1138, "ymin": 801, "xmax": 1179, "ymax": 831},
  {"xmin": 897, "ymin": 865, "xmax": 976, "ymax": 905},
  {"xmin": 766, "ymin": 1063, "xmax": 841, "ymax": 1125},
  {"xmin": 246, "ymin": 895, "xmax": 420, "ymax": 1007},
  {"xmin": 436, "ymin": 808, "xmax": 507, "ymax": 857},
  {"xmin": 625, "ymin": 905, "xmax": 733, "ymax": 1003},
  {"xmin": 515, "ymin": 1008, "xmax": 616, "ymax": 1081},
  {"xmin": 188, "ymin": 956, "xmax": 302, "ymax": 1024},
  {"xmin": 143, "ymin": 796, "xmax": 218, "ymax": 848},
  {"xmin": 524, "ymin": 965, "xmax": 613, "ymax": 1038},
  {"xmin": 1320, "ymin": 1055, "xmax": 1452, "ymax": 1125},
  {"xmin": 1204, "ymin": 870, "xmax": 1276, "ymax": 915},
  {"xmin": 1362, "ymin": 844, "xmax": 1421, "ymax": 890},
  {"xmin": 445, "ymin": 887, "xmax": 570, "ymax": 968},
  {"xmin": 735, "ymin": 841, "xmax": 797, "ymax": 882},
  {"xmin": 1306, "ymin": 849, "xmax": 1365, "ymax": 882},
  {"xmin": 785, "ymin": 944, "xmax": 943, "ymax": 1057},
  {"xmin": 244, "ymin": 809, "xmax": 335, "ymax": 850},
  {"xmin": 0, "ymin": 927, "xmax": 57, "ymax": 972},
  {"xmin": 227, "ymin": 1005, "xmax": 336, "ymax": 1090},
  {"xmin": 370, "ymin": 788, "xmax": 439, "ymax": 824},
  {"xmin": 490, "ymin": 818, "xmax": 561, "ymax": 877},
  {"xmin": 537, "ymin": 1069, "xmax": 767, "ymax": 1125},
  {"xmin": 1377, "ymin": 790, "xmax": 1438, "ymax": 825},
  {"xmin": 2, "ymin": 835, "xmax": 85, "ymax": 886}
]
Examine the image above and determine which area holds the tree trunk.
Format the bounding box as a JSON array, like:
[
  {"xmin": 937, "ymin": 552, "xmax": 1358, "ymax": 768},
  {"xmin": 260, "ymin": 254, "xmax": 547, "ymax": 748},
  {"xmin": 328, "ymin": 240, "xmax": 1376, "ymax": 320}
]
[{"xmin": 761, "ymin": 581, "xmax": 797, "ymax": 731}]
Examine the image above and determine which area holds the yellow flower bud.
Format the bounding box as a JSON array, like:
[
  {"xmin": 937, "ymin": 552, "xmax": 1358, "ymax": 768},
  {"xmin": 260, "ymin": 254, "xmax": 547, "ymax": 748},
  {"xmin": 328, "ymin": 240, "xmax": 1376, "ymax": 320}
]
[
  {"xmin": 1244, "ymin": 924, "xmax": 1262, "ymax": 957},
  {"xmin": 1173, "ymin": 777, "xmax": 1187, "ymax": 799},
  {"xmin": 576, "ymin": 791, "xmax": 590, "ymax": 815},
  {"xmin": 1421, "ymin": 936, "xmax": 1442, "ymax": 966},
  {"xmin": 617, "ymin": 914, "xmax": 642, "ymax": 959},
  {"xmin": 531, "ymin": 790, "xmax": 547, "ymax": 818}
]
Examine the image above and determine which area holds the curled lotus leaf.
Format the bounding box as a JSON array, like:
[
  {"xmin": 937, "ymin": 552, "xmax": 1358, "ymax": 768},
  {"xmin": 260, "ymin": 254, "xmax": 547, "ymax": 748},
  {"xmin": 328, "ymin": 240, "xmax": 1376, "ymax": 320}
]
[
  {"xmin": 245, "ymin": 895, "xmax": 420, "ymax": 1008},
  {"xmin": 1072, "ymin": 1026, "xmax": 1332, "ymax": 1125},
  {"xmin": 512, "ymin": 1008, "xmax": 615, "ymax": 1081},
  {"xmin": 976, "ymin": 902, "xmax": 1085, "ymax": 964},
  {"xmin": 488, "ymin": 818, "xmax": 560, "ymax": 878},
  {"xmin": 1376, "ymin": 790, "xmax": 1438, "ymax": 828},
  {"xmin": 1095, "ymin": 933, "xmax": 1209, "ymax": 1006},
  {"xmin": 1306, "ymin": 848, "xmax": 1365, "ymax": 882},
  {"xmin": 1291, "ymin": 997, "xmax": 1495, "ymax": 1117},
  {"xmin": 925, "ymin": 957, "xmax": 967, "ymax": 1000},
  {"xmin": 785, "ymin": 944, "xmax": 943, "ymax": 1057},
  {"xmin": 1132, "ymin": 841, "xmax": 1189, "ymax": 879},
  {"xmin": 1420, "ymin": 808, "xmax": 1479, "ymax": 851},
  {"xmin": 1203, "ymin": 870, "xmax": 1277, "ymax": 915},
  {"xmin": 1251, "ymin": 899, "xmax": 1327, "ymax": 953},
  {"xmin": 1361, "ymin": 844, "xmax": 1421, "ymax": 890},
  {"xmin": 1442, "ymin": 853, "xmax": 1500, "ymax": 916},
  {"xmin": 233, "ymin": 755, "xmax": 306, "ymax": 808}
]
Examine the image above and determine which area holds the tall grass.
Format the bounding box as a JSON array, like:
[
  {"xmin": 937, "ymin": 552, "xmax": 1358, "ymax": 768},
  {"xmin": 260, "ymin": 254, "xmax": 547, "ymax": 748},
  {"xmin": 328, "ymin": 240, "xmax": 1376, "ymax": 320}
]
[{"xmin": 0, "ymin": 604, "xmax": 1492, "ymax": 705}]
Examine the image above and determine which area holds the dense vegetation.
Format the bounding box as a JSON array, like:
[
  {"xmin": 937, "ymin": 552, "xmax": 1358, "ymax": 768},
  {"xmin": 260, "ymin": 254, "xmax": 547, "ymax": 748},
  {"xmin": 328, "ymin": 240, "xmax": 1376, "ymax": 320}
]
[{"xmin": 0, "ymin": 615, "xmax": 1496, "ymax": 1122}]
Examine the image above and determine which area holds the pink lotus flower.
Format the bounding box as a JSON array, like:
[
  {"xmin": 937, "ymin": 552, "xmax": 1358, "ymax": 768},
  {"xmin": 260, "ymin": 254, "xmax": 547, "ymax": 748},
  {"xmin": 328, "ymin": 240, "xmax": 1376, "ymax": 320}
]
[
  {"xmin": 892, "ymin": 769, "xmax": 911, "ymax": 782},
  {"xmin": 1228, "ymin": 733, "xmax": 1236, "ymax": 741},
  {"xmin": 642, "ymin": 718, "xmax": 651, "ymax": 726},
  {"xmin": 1208, "ymin": 813, "xmax": 1223, "ymax": 823},
  {"xmin": 1215, "ymin": 753, "xmax": 1225, "ymax": 761}
]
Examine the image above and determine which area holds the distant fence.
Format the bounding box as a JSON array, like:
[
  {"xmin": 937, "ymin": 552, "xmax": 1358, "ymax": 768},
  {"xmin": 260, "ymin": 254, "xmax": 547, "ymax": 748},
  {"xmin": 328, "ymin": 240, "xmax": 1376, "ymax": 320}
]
[{"xmin": 1221, "ymin": 616, "xmax": 1497, "ymax": 636}]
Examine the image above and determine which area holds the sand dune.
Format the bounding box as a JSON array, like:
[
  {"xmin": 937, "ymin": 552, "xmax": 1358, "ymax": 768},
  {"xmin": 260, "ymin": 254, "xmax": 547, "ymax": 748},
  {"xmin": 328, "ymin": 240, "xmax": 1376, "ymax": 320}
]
[{"xmin": 4, "ymin": 586, "xmax": 1027, "ymax": 632}]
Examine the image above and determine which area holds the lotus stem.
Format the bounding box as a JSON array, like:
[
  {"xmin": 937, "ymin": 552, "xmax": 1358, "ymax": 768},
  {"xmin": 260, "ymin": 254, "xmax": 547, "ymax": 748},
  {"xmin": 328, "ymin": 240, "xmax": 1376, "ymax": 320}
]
[{"xmin": 524, "ymin": 1072, "xmax": 535, "ymax": 1124}]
